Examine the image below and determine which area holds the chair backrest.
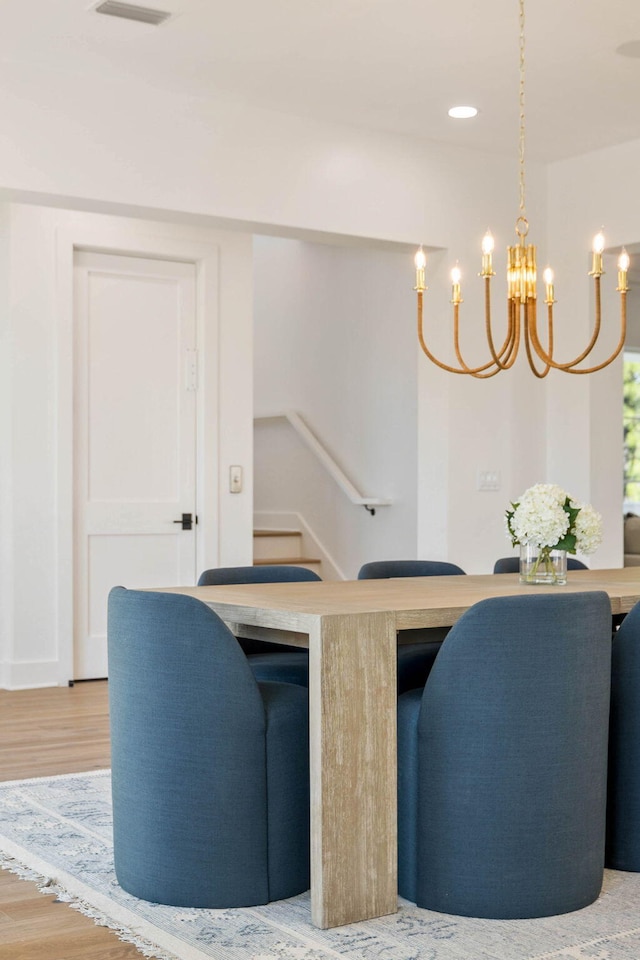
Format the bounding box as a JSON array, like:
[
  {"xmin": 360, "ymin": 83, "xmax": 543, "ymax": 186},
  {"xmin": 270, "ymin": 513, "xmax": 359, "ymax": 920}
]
[
  {"xmin": 198, "ymin": 564, "xmax": 321, "ymax": 585},
  {"xmin": 358, "ymin": 559, "xmax": 465, "ymax": 579},
  {"xmin": 493, "ymin": 555, "xmax": 588, "ymax": 574},
  {"xmin": 413, "ymin": 590, "xmax": 611, "ymax": 917},
  {"xmin": 607, "ymin": 599, "xmax": 640, "ymax": 870},
  {"xmin": 108, "ymin": 586, "xmax": 271, "ymax": 904}
]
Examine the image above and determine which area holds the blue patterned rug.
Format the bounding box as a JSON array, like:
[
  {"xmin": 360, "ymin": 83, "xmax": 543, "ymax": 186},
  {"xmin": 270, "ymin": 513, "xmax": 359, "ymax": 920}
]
[{"xmin": 1, "ymin": 770, "xmax": 640, "ymax": 960}]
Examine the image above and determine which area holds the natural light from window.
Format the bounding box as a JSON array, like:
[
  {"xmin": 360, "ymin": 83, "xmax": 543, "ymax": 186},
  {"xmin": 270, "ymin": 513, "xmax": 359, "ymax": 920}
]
[{"xmin": 624, "ymin": 350, "xmax": 640, "ymax": 514}]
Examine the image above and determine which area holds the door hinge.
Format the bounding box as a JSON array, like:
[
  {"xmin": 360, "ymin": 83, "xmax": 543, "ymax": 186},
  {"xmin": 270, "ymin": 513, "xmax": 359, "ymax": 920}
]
[{"xmin": 185, "ymin": 349, "xmax": 198, "ymax": 391}]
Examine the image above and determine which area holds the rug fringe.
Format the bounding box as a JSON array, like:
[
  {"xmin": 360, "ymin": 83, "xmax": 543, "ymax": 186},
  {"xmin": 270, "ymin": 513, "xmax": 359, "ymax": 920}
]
[{"xmin": 0, "ymin": 854, "xmax": 181, "ymax": 960}]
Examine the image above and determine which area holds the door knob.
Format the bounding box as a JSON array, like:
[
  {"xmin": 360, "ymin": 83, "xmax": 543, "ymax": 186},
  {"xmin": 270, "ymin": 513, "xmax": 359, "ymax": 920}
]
[{"xmin": 173, "ymin": 512, "xmax": 194, "ymax": 530}]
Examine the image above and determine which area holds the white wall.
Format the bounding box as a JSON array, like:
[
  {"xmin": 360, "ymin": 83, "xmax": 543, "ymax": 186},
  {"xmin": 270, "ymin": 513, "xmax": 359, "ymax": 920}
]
[
  {"xmin": 0, "ymin": 206, "xmax": 11, "ymax": 687},
  {"xmin": 0, "ymin": 56, "xmax": 552, "ymax": 571},
  {"xmin": 253, "ymin": 214, "xmax": 555, "ymax": 577},
  {"xmin": 409, "ymin": 156, "xmax": 550, "ymax": 571},
  {"xmin": 546, "ymin": 141, "xmax": 640, "ymax": 566},
  {"xmin": 0, "ymin": 63, "xmax": 539, "ymax": 252},
  {"xmin": 2, "ymin": 204, "xmax": 253, "ymax": 688},
  {"xmin": 253, "ymin": 238, "xmax": 417, "ymax": 578},
  {"xmin": 1, "ymin": 62, "xmax": 630, "ymax": 683}
]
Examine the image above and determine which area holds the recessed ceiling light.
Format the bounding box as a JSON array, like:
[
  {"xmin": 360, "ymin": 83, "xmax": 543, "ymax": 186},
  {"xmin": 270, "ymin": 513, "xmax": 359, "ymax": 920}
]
[{"xmin": 448, "ymin": 106, "xmax": 478, "ymax": 120}]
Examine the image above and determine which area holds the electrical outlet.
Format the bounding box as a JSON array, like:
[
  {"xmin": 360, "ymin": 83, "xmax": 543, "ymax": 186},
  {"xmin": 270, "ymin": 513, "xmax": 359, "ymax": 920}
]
[{"xmin": 229, "ymin": 465, "xmax": 243, "ymax": 493}]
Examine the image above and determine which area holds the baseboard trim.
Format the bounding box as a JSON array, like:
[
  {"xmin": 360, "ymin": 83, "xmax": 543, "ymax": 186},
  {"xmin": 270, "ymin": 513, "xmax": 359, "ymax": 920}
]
[{"xmin": 2, "ymin": 660, "xmax": 63, "ymax": 691}]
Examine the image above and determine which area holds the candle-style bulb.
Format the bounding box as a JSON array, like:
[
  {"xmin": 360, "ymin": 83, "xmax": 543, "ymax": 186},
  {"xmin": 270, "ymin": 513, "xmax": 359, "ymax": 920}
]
[
  {"xmin": 450, "ymin": 263, "xmax": 462, "ymax": 304},
  {"xmin": 480, "ymin": 230, "xmax": 495, "ymax": 278},
  {"xmin": 482, "ymin": 231, "xmax": 494, "ymax": 255},
  {"xmin": 414, "ymin": 247, "xmax": 427, "ymax": 292},
  {"xmin": 543, "ymin": 266, "xmax": 555, "ymax": 304},
  {"xmin": 590, "ymin": 230, "xmax": 605, "ymax": 278},
  {"xmin": 618, "ymin": 247, "xmax": 630, "ymax": 293}
]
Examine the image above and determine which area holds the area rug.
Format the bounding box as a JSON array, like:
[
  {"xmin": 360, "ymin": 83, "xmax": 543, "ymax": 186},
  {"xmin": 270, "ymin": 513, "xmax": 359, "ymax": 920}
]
[{"xmin": 1, "ymin": 771, "xmax": 640, "ymax": 960}]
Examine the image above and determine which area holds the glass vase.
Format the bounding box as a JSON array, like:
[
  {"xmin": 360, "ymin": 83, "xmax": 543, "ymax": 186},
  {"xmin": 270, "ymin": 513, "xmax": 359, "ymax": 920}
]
[{"xmin": 519, "ymin": 544, "xmax": 567, "ymax": 585}]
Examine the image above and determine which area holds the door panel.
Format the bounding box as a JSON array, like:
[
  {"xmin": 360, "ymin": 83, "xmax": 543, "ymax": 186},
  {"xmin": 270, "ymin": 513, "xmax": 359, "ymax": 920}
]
[
  {"xmin": 87, "ymin": 534, "xmax": 189, "ymax": 646},
  {"xmin": 74, "ymin": 251, "xmax": 198, "ymax": 679}
]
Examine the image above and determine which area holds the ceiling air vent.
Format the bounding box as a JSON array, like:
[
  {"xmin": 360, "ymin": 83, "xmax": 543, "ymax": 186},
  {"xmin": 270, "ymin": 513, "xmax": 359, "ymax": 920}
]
[{"xmin": 93, "ymin": 1, "xmax": 171, "ymax": 26}]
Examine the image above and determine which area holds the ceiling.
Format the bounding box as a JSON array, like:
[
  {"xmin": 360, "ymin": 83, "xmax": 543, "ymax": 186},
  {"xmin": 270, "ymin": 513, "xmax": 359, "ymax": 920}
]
[{"xmin": 3, "ymin": 0, "xmax": 640, "ymax": 164}]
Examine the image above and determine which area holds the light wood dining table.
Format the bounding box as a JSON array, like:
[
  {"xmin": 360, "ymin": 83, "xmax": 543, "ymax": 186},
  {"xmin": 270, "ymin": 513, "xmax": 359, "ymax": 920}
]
[{"xmin": 151, "ymin": 567, "xmax": 640, "ymax": 929}]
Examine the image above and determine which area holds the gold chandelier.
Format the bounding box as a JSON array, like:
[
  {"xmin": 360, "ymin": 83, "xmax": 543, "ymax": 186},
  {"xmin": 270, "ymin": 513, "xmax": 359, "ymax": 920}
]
[{"xmin": 413, "ymin": 0, "xmax": 629, "ymax": 379}]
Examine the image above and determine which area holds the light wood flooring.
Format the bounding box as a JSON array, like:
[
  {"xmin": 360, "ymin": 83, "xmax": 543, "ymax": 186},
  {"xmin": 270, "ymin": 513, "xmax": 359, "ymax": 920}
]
[{"xmin": 0, "ymin": 681, "xmax": 157, "ymax": 960}]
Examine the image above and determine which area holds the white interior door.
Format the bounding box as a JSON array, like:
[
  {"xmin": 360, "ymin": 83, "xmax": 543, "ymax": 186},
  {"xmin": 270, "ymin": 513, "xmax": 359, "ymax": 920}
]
[{"xmin": 73, "ymin": 251, "xmax": 198, "ymax": 680}]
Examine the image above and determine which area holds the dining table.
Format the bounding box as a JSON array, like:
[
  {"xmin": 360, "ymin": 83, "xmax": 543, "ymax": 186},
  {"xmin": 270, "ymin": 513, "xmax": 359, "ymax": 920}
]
[{"xmin": 150, "ymin": 566, "xmax": 640, "ymax": 929}]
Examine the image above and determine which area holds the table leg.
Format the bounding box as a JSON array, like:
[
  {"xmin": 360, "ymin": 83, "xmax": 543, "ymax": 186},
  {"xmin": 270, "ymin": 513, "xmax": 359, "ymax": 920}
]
[{"xmin": 308, "ymin": 611, "xmax": 397, "ymax": 928}]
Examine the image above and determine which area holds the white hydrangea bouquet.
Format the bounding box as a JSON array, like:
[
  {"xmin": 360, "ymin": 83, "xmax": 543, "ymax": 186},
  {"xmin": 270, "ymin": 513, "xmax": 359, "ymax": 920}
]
[{"xmin": 505, "ymin": 483, "xmax": 603, "ymax": 583}]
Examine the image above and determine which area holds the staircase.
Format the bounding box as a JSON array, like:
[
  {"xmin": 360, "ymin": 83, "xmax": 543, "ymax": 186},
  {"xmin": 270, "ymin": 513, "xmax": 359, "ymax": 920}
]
[{"xmin": 253, "ymin": 528, "xmax": 323, "ymax": 577}]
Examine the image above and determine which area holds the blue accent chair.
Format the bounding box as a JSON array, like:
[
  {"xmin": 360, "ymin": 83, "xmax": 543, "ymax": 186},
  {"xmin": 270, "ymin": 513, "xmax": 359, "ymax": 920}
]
[
  {"xmin": 493, "ymin": 556, "xmax": 588, "ymax": 574},
  {"xmin": 357, "ymin": 559, "xmax": 466, "ymax": 692},
  {"xmin": 197, "ymin": 565, "xmax": 321, "ymax": 686},
  {"xmin": 607, "ymin": 599, "xmax": 640, "ymax": 871},
  {"xmin": 398, "ymin": 591, "xmax": 611, "ymax": 918},
  {"xmin": 108, "ymin": 587, "xmax": 310, "ymax": 908},
  {"xmin": 358, "ymin": 560, "xmax": 466, "ymax": 579}
]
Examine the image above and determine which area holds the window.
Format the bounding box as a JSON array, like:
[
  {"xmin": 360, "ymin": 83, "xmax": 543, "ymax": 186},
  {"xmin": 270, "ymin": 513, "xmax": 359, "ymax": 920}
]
[{"xmin": 623, "ymin": 351, "xmax": 640, "ymax": 512}]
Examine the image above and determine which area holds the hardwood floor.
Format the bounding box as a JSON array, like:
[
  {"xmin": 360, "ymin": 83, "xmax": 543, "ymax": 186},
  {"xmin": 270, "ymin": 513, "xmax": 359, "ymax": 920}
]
[
  {"xmin": 0, "ymin": 681, "xmax": 112, "ymax": 782},
  {"xmin": 0, "ymin": 681, "xmax": 158, "ymax": 960}
]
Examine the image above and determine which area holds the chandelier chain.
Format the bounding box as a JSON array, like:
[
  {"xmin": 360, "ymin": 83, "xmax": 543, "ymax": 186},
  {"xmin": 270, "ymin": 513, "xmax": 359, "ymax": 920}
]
[{"xmin": 518, "ymin": 0, "xmax": 526, "ymax": 217}]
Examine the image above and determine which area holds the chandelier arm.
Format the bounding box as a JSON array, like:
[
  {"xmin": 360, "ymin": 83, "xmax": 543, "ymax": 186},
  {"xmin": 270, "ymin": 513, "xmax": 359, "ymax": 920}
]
[
  {"xmin": 453, "ymin": 302, "xmax": 513, "ymax": 377},
  {"xmin": 499, "ymin": 297, "xmax": 522, "ymax": 368},
  {"xmin": 451, "ymin": 283, "xmax": 521, "ymax": 376},
  {"xmin": 417, "ymin": 290, "xmax": 508, "ymax": 376},
  {"xmin": 527, "ymin": 279, "xmax": 627, "ymax": 373},
  {"xmin": 469, "ymin": 366, "xmax": 506, "ymax": 380},
  {"xmin": 551, "ymin": 291, "xmax": 628, "ymax": 375},
  {"xmin": 528, "ymin": 276, "xmax": 602, "ymax": 369},
  {"xmin": 527, "ymin": 296, "xmax": 555, "ymax": 366},
  {"xmin": 455, "ymin": 300, "xmax": 519, "ymax": 378},
  {"xmin": 453, "ymin": 304, "xmax": 497, "ymax": 374},
  {"xmin": 416, "ymin": 292, "xmax": 490, "ymax": 375},
  {"xmin": 484, "ymin": 297, "xmax": 520, "ymax": 371},
  {"xmin": 484, "ymin": 278, "xmax": 519, "ymax": 369},
  {"xmin": 524, "ymin": 300, "xmax": 551, "ymax": 378}
]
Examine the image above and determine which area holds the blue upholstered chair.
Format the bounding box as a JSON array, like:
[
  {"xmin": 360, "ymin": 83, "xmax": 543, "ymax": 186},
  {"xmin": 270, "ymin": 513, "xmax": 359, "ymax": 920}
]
[
  {"xmin": 398, "ymin": 591, "xmax": 612, "ymax": 919},
  {"xmin": 358, "ymin": 560, "xmax": 466, "ymax": 579},
  {"xmin": 197, "ymin": 565, "xmax": 320, "ymax": 686},
  {"xmin": 493, "ymin": 555, "xmax": 588, "ymax": 574},
  {"xmin": 198, "ymin": 564, "xmax": 321, "ymax": 586},
  {"xmin": 357, "ymin": 559, "xmax": 466, "ymax": 692},
  {"xmin": 108, "ymin": 587, "xmax": 310, "ymax": 908},
  {"xmin": 606, "ymin": 599, "xmax": 640, "ymax": 871}
]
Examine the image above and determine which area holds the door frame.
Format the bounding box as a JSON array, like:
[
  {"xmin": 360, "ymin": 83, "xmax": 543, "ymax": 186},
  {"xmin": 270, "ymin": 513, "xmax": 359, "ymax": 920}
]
[{"xmin": 55, "ymin": 225, "xmax": 221, "ymax": 685}]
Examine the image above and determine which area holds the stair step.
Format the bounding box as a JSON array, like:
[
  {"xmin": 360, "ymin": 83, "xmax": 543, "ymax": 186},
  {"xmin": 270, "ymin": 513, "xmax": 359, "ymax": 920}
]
[
  {"xmin": 254, "ymin": 557, "xmax": 322, "ymax": 575},
  {"xmin": 253, "ymin": 529, "xmax": 302, "ymax": 561},
  {"xmin": 254, "ymin": 529, "xmax": 300, "ymax": 537},
  {"xmin": 254, "ymin": 556, "xmax": 320, "ymax": 566},
  {"xmin": 253, "ymin": 528, "xmax": 322, "ymax": 576}
]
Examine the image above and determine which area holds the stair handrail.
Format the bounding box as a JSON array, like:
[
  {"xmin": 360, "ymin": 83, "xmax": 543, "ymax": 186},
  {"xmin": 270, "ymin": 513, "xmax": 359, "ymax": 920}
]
[{"xmin": 255, "ymin": 411, "xmax": 392, "ymax": 514}]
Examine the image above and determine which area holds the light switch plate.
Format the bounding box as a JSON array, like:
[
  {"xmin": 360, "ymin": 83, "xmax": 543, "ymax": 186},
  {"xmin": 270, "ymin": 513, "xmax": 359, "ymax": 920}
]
[
  {"xmin": 477, "ymin": 470, "xmax": 500, "ymax": 492},
  {"xmin": 229, "ymin": 465, "xmax": 243, "ymax": 493}
]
